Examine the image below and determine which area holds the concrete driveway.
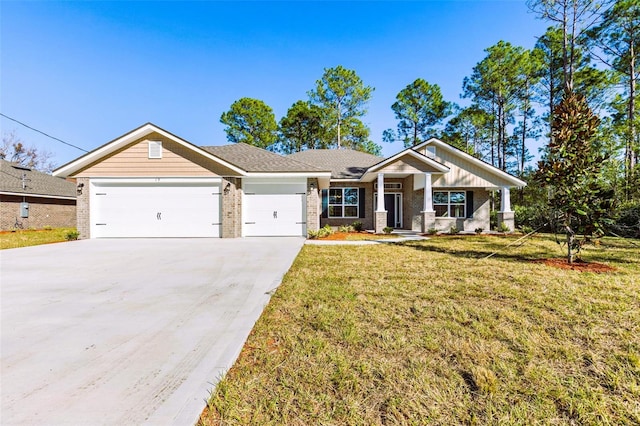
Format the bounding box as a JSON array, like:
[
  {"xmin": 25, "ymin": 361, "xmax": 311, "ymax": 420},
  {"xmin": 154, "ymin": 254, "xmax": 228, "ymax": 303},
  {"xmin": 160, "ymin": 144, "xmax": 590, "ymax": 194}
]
[{"xmin": 1, "ymin": 237, "xmax": 304, "ymax": 425}]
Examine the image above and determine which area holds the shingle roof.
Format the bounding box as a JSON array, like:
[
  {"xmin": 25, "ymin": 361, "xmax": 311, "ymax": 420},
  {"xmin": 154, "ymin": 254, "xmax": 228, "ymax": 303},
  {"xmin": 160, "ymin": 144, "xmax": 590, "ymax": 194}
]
[
  {"xmin": 287, "ymin": 149, "xmax": 383, "ymax": 179},
  {"xmin": 0, "ymin": 160, "xmax": 76, "ymax": 198},
  {"xmin": 201, "ymin": 143, "xmax": 329, "ymax": 173}
]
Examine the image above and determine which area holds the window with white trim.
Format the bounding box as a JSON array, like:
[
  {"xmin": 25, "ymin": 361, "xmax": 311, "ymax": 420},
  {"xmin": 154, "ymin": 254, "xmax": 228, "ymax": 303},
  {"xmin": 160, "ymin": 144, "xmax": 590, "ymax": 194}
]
[
  {"xmin": 374, "ymin": 182, "xmax": 402, "ymax": 190},
  {"xmin": 328, "ymin": 187, "xmax": 359, "ymax": 218},
  {"xmin": 148, "ymin": 141, "xmax": 162, "ymax": 159},
  {"xmin": 433, "ymin": 191, "xmax": 466, "ymax": 217}
]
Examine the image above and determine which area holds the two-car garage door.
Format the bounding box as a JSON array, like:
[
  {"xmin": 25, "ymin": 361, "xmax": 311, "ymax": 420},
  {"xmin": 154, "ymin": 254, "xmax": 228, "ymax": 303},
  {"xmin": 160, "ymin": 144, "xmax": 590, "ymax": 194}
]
[{"xmin": 91, "ymin": 179, "xmax": 221, "ymax": 238}]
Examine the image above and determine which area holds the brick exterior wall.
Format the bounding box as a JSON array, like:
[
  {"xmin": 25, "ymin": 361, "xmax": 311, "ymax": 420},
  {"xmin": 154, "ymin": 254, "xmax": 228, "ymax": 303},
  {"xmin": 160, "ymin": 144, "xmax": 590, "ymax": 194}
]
[
  {"xmin": 221, "ymin": 177, "xmax": 242, "ymax": 238},
  {"xmin": 306, "ymin": 178, "xmax": 319, "ymax": 233},
  {"xmin": 320, "ymin": 182, "xmax": 374, "ymax": 230},
  {"xmin": 409, "ymin": 187, "xmax": 491, "ymax": 232},
  {"xmin": 1, "ymin": 195, "xmax": 76, "ymax": 230},
  {"xmin": 75, "ymin": 177, "xmax": 90, "ymax": 239}
]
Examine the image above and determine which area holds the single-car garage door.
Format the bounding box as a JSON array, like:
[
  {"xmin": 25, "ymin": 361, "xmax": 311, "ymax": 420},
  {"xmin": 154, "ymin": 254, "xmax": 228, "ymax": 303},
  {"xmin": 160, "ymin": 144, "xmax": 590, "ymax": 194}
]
[
  {"xmin": 243, "ymin": 181, "xmax": 306, "ymax": 237},
  {"xmin": 91, "ymin": 179, "xmax": 221, "ymax": 238}
]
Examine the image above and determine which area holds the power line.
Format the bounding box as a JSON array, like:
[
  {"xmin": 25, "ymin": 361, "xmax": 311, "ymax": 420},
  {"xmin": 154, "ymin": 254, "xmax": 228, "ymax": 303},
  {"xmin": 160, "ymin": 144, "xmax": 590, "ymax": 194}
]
[{"xmin": 0, "ymin": 113, "xmax": 89, "ymax": 153}]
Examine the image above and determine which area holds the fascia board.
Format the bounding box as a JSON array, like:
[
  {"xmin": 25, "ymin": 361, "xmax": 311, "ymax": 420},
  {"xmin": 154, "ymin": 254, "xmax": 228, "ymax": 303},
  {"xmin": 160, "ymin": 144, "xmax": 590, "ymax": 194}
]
[
  {"xmin": 244, "ymin": 172, "xmax": 332, "ymax": 178},
  {"xmin": 424, "ymin": 138, "xmax": 527, "ymax": 187},
  {"xmin": 53, "ymin": 123, "xmax": 247, "ymax": 177},
  {"xmin": 366, "ymin": 149, "xmax": 450, "ymax": 174},
  {"xmin": 0, "ymin": 191, "xmax": 76, "ymax": 200}
]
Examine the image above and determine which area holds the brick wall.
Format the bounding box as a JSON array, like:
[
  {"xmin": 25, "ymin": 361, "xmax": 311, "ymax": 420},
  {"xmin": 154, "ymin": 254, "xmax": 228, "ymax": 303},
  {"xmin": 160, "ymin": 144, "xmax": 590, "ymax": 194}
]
[
  {"xmin": 320, "ymin": 182, "xmax": 374, "ymax": 230},
  {"xmin": 221, "ymin": 177, "xmax": 242, "ymax": 238},
  {"xmin": 410, "ymin": 187, "xmax": 491, "ymax": 232},
  {"xmin": 1, "ymin": 195, "xmax": 76, "ymax": 230},
  {"xmin": 306, "ymin": 178, "xmax": 319, "ymax": 232},
  {"xmin": 75, "ymin": 178, "xmax": 90, "ymax": 238}
]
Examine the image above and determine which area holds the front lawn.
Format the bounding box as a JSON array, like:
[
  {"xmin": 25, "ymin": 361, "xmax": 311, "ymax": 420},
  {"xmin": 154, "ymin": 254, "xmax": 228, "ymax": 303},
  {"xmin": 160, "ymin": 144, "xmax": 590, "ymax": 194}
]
[
  {"xmin": 0, "ymin": 228, "xmax": 77, "ymax": 250},
  {"xmin": 200, "ymin": 235, "xmax": 640, "ymax": 425}
]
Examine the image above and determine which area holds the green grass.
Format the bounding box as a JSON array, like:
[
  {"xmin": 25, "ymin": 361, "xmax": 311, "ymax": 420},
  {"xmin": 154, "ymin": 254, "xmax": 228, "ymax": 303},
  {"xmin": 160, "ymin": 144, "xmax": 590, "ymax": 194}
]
[
  {"xmin": 200, "ymin": 235, "xmax": 640, "ymax": 425},
  {"xmin": 0, "ymin": 228, "xmax": 77, "ymax": 249}
]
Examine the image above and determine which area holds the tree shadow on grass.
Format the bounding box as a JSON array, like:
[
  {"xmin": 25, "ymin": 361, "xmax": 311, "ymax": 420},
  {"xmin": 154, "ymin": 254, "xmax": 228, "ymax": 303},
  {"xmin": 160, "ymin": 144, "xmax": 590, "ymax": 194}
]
[
  {"xmin": 390, "ymin": 239, "xmax": 638, "ymax": 270},
  {"xmin": 388, "ymin": 240, "xmax": 553, "ymax": 264}
]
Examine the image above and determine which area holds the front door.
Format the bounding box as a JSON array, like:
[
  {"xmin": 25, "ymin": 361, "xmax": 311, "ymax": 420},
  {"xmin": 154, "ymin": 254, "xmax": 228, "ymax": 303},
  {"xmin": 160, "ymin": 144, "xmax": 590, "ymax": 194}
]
[
  {"xmin": 384, "ymin": 194, "xmax": 395, "ymax": 228},
  {"xmin": 376, "ymin": 193, "xmax": 402, "ymax": 228}
]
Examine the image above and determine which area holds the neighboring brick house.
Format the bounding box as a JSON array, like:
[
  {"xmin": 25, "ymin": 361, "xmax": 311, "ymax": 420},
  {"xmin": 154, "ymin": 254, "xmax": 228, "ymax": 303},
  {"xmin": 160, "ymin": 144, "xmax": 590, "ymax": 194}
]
[
  {"xmin": 0, "ymin": 159, "xmax": 76, "ymax": 230},
  {"xmin": 53, "ymin": 123, "xmax": 525, "ymax": 239}
]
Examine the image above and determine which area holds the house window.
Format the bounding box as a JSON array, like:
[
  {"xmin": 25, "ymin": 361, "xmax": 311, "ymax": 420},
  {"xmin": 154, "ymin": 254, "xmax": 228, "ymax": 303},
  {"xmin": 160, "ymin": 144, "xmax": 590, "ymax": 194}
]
[
  {"xmin": 374, "ymin": 182, "xmax": 402, "ymax": 190},
  {"xmin": 148, "ymin": 141, "xmax": 162, "ymax": 159},
  {"xmin": 433, "ymin": 191, "xmax": 466, "ymax": 217},
  {"xmin": 328, "ymin": 187, "xmax": 359, "ymax": 218}
]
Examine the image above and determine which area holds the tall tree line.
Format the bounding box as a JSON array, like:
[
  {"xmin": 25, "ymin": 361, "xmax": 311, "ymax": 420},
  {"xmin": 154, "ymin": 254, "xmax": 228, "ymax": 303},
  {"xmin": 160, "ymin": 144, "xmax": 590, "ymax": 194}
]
[
  {"xmin": 219, "ymin": 0, "xmax": 637, "ymax": 205},
  {"xmin": 220, "ymin": 65, "xmax": 380, "ymax": 156}
]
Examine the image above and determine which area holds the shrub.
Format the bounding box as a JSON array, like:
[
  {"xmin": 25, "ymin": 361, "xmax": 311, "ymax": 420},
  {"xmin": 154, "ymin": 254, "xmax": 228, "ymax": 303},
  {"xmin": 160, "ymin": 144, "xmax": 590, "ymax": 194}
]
[
  {"xmin": 514, "ymin": 204, "xmax": 550, "ymax": 232},
  {"xmin": 382, "ymin": 226, "xmax": 393, "ymax": 234},
  {"xmin": 351, "ymin": 221, "xmax": 363, "ymax": 232},
  {"xmin": 474, "ymin": 227, "xmax": 484, "ymax": 234},
  {"xmin": 65, "ymin": 230, "xmax": 80, "ymax": 241},
  {"xmin": 490, "ymin": 210, "xmax": 498, "ymax": 230},
  {"xmin": 611, "ymin": 201, "xmax": 640, "ymax": 238},
  {"xmin": 318, "ymin": 225, "xmax": 334, "ymax": 238},
  {"xmin": 520, "ymin": 225, "xmax": 534, "ymax": 234},
  {"xmin": 307, "ymin": 229, "xmax": 320, "ymax": 239},
  {"xmin": 498, "ymin": 222, "xmax": 511, "ymax": 233},
  {"xmin": 339, "ymin": 225, "xmax": 354, "ymax": 233},
  {"xmin": 449, "ymin": 226, "xmax": 460, "ymax": 235},
  {"xmin": 426, "ymin": 227, "xmax": 438, "ymax": 235}
]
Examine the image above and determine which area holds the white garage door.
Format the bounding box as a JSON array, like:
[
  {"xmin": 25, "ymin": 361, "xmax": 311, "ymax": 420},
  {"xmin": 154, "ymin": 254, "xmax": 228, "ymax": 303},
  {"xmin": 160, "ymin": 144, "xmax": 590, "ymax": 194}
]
[
  {"xmin": 91, "ymin": 180, "xmax": 221, "ymax": 238},
  {"xmin": 243, "ymin": 181, "xmax": 306, "ymax": 237}
]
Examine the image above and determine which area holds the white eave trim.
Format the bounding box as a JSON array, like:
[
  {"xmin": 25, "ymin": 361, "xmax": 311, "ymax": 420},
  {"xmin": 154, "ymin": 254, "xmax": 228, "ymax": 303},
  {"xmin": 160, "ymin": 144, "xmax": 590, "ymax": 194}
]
[
  {"xmin": 52, "ymin": 123, "xmax": 247, "ymax": 178},
  {"xmin": 89, "ymin": 177, "xmax": 222, "ymax": 184},
  {"xmin": 414, "ymin": 138, "xmax": 527, "ymax": 187},
  {"xmin": 0, "ymin": 191, "xmax": 76, "ymax": 200},
  {"xmin": 364, "ymin": 148, "xmax": 450, "ymax": 175},
  {"xmin": 243, "ymin": 172, "xmax": 332, "ymax": 178}
]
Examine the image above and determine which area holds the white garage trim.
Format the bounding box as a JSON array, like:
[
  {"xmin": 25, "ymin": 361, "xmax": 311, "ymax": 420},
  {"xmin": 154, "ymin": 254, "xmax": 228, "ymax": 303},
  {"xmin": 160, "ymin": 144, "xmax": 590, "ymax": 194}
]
[
  {"xmin": 90, "ymin": 178, "xmax": 222, "ymax": 238},
  {"xmin": 242, "ymin": 178, "xmax": 307, "ymax": 237}
]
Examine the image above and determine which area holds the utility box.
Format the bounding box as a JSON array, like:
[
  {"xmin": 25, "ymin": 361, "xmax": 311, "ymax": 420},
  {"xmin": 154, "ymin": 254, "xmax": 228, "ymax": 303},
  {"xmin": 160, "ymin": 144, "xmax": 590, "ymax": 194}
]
[{"xmin": 20, "ymin": 202, "xmax": 29, "ymax": 218}]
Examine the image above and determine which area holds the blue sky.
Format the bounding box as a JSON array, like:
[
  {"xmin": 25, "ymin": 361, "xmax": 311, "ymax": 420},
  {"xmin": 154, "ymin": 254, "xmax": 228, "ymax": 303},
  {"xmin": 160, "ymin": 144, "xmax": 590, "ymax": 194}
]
[{"xmin": 1, "ymin": 1, "xmax": 550, "ymax": 167}]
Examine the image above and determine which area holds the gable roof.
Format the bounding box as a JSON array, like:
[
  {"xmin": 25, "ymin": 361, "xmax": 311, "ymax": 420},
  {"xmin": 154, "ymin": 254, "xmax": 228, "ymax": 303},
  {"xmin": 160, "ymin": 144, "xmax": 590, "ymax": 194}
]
[
  {"xmin": 287, "ymin": 149, "xmax": 383, "ymax": 179},
  {"xmin": 413, "ymin": 138, "xmax": 527, "ymax": 187},
  {"xmin": 365, "ymin": 148, "xmax": 449, "ymax": 175},
  {"xmin": 53, "ymin": 123, "xmax": 246, "ymax": 178},
  {"xmin": 0, "ymin": 160, "xmax": 76, "ymax": 199},
  {"xmin": 202, "ymin": 143, "xmax": 329, "ymax": 174}
]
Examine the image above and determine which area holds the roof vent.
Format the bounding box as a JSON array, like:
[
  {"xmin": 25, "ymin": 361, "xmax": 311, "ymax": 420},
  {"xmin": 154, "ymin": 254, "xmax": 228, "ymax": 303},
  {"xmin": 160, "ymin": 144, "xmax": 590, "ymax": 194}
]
[
  {"xmin": 148, "ymin": 141, "xmax": 162, "ymax": 159},
  {"xmin": 425, "ymin": 146, "xmax": 436, "ymax": 159}
]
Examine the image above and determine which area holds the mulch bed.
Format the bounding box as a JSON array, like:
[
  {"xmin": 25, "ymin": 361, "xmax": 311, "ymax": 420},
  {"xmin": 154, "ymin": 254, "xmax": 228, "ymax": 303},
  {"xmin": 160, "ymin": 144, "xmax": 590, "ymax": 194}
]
[
  {"xmin": 318, "ymin": 231, "xmax": 372, "ymax": 240},
  {"xmin": 534, "ymin": 258, "xmax": 617, "ymax": 273}
]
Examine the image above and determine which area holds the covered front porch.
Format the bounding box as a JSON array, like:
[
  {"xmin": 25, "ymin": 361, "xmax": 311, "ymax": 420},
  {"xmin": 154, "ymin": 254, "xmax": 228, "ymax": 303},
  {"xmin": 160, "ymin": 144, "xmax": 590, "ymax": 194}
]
[{"xmin": 369, "ymin": 172, "xmax": 515, "ymax": 234}]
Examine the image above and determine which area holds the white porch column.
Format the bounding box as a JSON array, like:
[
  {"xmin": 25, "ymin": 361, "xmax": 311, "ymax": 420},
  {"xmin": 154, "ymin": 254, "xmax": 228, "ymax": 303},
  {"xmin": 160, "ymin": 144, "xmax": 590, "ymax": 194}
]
[
  {"xmin": 376, "ymin": 173, "xmax": 385, "ymax": 212},
  {"xmin": 500, "ymin": 186, "xmax": 512, "ymax": 212},
  {"xmin": 497, "ymin": 186, "xmax": 515, "ymax": 232},
  {"xmin": 422, "ymin": 172, "xmax": 434, "ymax": 212}
]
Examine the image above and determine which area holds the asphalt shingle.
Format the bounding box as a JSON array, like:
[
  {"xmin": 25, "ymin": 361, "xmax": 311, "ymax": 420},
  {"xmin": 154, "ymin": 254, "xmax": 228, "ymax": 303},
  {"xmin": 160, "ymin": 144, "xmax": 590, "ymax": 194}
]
[
  {"xmin": 287, "ymin": 149, "xmax": 383, "ymax": 179},
  {"xmin": 201, "ymin": 143, "xmax": 329, "ymax": 173},
  {"xmin": 0, "ymin": 160, "xmax": 76, "ymax": 198}
]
